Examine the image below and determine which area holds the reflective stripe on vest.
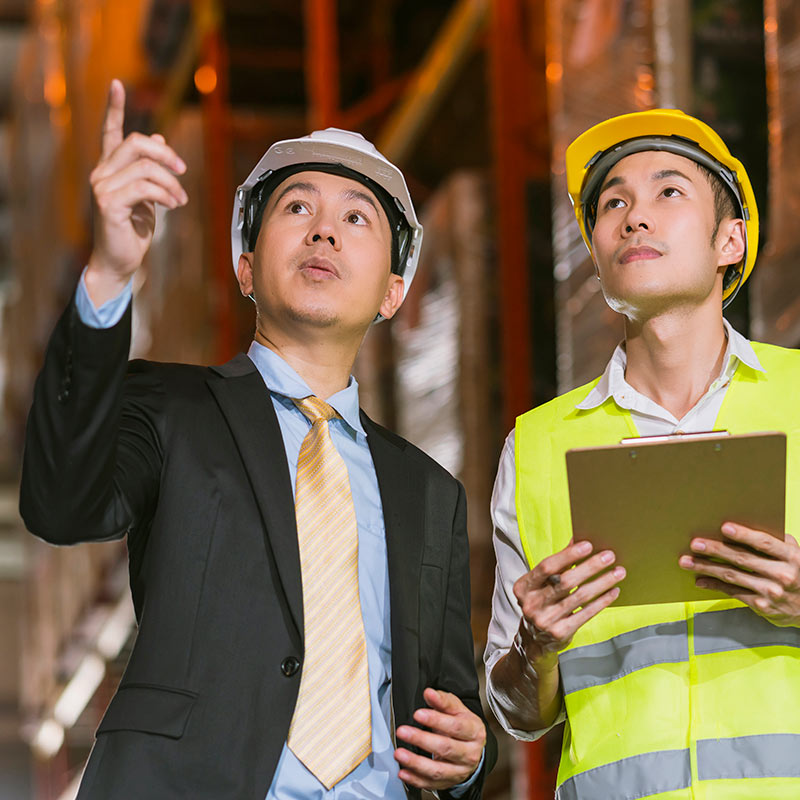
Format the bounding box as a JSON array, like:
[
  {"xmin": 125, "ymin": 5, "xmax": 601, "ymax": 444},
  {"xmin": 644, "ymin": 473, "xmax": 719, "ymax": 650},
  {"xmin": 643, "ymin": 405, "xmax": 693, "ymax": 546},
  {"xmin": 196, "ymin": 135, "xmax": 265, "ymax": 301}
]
[
  {"xmin": 694, "ymin": 606, "xmax": 800, "ymax": 655},
  {"xmin": 555, "ymin": 749, "xmax": 691, "ymax": 800},
  {"xmin": 697, "ymin": 734, "xmax": 800, "ymax": 780},
  {"xmin": 514, "ymin": 341, "xmax": 800, "ymax": 795},
  {"xmin": 560, "ymin": 619, "xmax": 687, "ymax": 694},
  {"xmin": 560, "ymin": 608, "xmax": 800, "ymax": 694},
  {"xmin": 556, "ymin": 735, "xmax": 800, "ymax": 799}
]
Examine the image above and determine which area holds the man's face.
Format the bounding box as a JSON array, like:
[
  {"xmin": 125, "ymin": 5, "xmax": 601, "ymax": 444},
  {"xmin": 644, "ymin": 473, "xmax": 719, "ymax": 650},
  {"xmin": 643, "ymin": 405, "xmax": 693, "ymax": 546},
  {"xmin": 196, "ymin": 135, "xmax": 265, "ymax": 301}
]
[
  {"xmin": 589, "ymin": 150, "xmax": 744, "ymax": 319},
  {"xmin": 237, "ymin": 170, "xmax": 403, "ymax": 336}
]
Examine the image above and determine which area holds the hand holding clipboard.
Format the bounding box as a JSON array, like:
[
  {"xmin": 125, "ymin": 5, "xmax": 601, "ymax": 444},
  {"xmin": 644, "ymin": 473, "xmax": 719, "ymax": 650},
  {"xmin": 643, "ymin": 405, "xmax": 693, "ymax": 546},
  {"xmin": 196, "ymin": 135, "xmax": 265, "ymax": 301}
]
[{"xmin": 566, "ymin": 432, "xmax": 800, "ymax": 621}]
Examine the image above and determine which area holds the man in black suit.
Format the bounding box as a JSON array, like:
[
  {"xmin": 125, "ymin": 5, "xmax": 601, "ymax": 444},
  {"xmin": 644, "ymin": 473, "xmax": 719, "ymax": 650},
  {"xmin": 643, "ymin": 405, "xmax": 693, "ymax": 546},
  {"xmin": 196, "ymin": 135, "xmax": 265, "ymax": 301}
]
[{"xmin": 21, "ymin": 79, "xmax": 495, "ymax": 799}]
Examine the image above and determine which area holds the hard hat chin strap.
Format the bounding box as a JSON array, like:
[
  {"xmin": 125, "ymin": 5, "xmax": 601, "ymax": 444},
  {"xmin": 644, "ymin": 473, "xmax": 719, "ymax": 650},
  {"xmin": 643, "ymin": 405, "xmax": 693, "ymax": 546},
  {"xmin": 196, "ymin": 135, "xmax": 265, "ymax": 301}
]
[{"xmin": 722, "ymin": 264, "xmax": 744, "ymax": 309}]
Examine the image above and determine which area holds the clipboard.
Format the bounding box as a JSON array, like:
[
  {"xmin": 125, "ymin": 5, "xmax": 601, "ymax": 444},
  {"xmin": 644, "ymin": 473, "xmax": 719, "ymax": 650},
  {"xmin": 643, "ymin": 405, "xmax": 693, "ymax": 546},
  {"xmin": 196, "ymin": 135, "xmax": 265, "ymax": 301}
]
[{"xmin": 565, "ymin": 431, "xmax": 786, "ymax": 605}]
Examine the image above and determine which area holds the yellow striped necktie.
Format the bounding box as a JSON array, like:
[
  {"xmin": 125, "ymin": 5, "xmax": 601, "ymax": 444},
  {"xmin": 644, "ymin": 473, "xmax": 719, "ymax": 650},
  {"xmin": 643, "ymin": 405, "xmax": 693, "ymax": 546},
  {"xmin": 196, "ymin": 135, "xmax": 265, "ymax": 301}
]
[{"xmin": 287, "ymin": 396, "xmax": 372, "ymax": 788}]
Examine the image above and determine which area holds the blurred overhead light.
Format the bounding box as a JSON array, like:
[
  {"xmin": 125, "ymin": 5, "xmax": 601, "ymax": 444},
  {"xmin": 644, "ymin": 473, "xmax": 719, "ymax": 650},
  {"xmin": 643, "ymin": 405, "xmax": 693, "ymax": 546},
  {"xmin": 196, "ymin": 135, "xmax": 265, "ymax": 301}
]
[
  {"xmin": 546, "ymin": 62, "xmax": 563, "ymax": 84},
  {"xmin": 194, "ymin": 64, "xmax": 217, "ymax": 95},
  {"xmin": 31, "ymin": 719, "xmax": 64, "ymax": 758},
  {"xmin": 53, "ymin": 653, "xmax": 106, "ymax": 728},
  {"xmin": 44, "ymin": 70, "xmax": 66, "ymax": 108},
  {"xmin": 96, "ymin": 595, "xmax": 136, "ymax": 660}
]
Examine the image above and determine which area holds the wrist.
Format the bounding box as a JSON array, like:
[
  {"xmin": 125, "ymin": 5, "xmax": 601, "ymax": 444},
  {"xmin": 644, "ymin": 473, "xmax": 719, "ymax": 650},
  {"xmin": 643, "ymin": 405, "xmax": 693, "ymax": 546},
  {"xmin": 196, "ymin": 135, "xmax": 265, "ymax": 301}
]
[
  {"xmin": 85, "ymin": 255, "xmax": 136, "ymax": 306},
  {"xmin": 514, "ymin": 619, "xmax": 559, "ymax": 670}
]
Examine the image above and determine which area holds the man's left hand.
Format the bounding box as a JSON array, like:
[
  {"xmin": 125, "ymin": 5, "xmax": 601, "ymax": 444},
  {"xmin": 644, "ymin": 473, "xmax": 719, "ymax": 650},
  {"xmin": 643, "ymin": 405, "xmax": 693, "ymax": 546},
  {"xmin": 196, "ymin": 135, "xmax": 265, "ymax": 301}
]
[
  {"xmin": 394, "ymin": 688, "xmax": 485, "ymax": 791},
  {"xmin": 679, "ymin": 522, "xmax": 800, "ymax": 627}
]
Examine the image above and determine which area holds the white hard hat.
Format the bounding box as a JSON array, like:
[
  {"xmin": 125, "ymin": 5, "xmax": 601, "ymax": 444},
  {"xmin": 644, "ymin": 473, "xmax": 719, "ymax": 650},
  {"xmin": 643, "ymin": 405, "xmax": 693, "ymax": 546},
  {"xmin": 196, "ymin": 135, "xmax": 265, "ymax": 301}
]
[{"xmin": 231, "ymin": 128, "xmax": 424, "ymax": 306}]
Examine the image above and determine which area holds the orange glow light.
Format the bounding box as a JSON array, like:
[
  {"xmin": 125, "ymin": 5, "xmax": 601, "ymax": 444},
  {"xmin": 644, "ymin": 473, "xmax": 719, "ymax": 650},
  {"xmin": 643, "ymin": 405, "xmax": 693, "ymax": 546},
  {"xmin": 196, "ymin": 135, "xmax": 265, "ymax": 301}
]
[
  {"xmin": 637, "ymin": 71, "xmax": 654, "ymax": 91},
  {"xmin": 546, "ymin": 62, "xmax": 563, "ymax": 83},
  {"xmin": 194, "ymin": 64, "xmax": 217, "ymax": 95},
  {"xmin": 44, "ymin": 70, "xmax": 66, "ymax": 107},
  {"xmin": 764, "ymin": 16, "xmax": 777, "ymax": 34}
]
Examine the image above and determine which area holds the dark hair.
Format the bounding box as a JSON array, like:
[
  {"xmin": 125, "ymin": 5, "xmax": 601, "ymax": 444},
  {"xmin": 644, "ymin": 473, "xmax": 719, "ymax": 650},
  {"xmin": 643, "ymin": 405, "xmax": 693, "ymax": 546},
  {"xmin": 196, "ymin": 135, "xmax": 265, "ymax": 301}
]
[{"xmin": 693, "ymin": 161, "xmax": 738, "ymax": 243}]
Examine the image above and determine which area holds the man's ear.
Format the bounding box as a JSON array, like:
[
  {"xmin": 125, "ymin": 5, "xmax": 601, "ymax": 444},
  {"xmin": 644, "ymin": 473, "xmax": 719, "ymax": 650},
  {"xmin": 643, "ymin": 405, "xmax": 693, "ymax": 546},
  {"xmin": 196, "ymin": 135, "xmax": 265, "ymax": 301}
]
[
  {"xmin": 237, "ymin": 252, "xmax": 255, "ymax": 297},
  {"xmin": 716, "ymin": 218, "xmax": 746, "ymax": 268},
  {"xmin": 378, "ymin": 273, "xmax": 405, "ymax": 320}
]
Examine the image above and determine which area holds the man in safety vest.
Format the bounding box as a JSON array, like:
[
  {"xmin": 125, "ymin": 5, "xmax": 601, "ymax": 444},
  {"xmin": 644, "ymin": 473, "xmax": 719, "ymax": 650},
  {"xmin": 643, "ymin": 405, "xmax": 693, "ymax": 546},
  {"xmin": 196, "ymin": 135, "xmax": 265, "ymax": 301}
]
[{"xmin": 484, "ymin": 109, "xmax": 800, "ymax": 798}]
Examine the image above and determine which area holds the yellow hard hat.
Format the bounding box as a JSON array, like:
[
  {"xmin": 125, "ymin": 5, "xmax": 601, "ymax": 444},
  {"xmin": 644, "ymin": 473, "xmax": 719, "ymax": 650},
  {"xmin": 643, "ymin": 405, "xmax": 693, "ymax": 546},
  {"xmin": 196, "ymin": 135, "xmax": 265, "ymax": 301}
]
[{"xmin": 565, "ymin": 108, "xmax": 759, "ymax": 307}]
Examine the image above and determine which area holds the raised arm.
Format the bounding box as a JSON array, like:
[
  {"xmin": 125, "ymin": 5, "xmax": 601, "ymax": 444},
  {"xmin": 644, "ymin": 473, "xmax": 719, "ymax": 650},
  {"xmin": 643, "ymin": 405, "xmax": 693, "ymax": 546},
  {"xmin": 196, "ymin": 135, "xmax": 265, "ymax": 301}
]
[{"xmin": 20, "ymin": 80, "xmax": 187, "ymax": 545}]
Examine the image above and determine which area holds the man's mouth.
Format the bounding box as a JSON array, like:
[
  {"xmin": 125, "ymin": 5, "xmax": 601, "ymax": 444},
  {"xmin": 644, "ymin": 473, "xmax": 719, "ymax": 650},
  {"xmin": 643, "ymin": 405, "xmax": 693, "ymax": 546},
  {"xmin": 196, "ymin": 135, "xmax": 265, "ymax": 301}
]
[
  {"xmin": 298, "ymin": 257, "xmax": 340, "ymax": 278},
  {"xmin": 618, "ymin": 245, "xmax": 662, "ymax": 264}
]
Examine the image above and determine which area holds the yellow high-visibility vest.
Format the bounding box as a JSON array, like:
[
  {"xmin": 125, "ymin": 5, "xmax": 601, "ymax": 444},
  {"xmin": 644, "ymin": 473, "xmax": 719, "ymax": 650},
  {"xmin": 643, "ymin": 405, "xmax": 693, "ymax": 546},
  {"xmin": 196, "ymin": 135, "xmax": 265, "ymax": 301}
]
[{"xmin": 515, "ymin": 341, "xmax": 800, "ymax": 799}]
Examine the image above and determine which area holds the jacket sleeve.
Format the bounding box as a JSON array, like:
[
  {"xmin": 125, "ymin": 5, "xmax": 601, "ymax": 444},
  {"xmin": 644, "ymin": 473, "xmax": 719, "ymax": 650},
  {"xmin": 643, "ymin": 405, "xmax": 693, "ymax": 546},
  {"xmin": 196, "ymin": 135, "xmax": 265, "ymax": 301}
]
[
  {"xmin": 20, "ymin": 299, "xmax": 163, "ymax": 546},
  {"xmin": 436, "ymin": 481, "xmax": 498, "ymax": 799}
]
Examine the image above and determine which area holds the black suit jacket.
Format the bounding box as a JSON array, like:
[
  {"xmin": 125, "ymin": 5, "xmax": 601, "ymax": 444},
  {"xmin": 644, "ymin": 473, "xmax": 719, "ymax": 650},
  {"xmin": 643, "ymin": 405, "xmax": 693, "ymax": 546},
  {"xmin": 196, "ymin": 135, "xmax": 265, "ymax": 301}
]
[{"xmin": 20, "ymin": 301, "xmax": 496, "ymax": 799}]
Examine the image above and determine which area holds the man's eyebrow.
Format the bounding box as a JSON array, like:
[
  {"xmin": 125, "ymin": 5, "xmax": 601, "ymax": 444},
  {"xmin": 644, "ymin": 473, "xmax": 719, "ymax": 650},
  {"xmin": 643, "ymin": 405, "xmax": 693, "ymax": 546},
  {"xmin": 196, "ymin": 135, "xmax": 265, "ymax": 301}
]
[
  {"xmin": 341, "ymin": 187, "xmax": 380, "ymax": 215},
  {"xmin": 598, "ymin": 175, "xmax": 625, "ymax": 196},
  {"xmin": 598, "ymin": 168, "xmax": 695, "ymax": 198},
  {"xmin": 653, "ymin": 168, "xmax": 694, "ymax": 183},
  {"xmin": 272, "ymin": 181, "xmax": 320, "ymax": 206}
]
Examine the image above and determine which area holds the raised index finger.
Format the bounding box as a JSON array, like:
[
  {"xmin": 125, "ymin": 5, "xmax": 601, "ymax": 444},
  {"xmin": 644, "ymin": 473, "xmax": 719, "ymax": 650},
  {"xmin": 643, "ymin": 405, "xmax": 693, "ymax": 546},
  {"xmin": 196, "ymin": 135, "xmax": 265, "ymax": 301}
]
[{"xmin": 101, "ymin": 79, "xmax": 126, "ymax": 160}]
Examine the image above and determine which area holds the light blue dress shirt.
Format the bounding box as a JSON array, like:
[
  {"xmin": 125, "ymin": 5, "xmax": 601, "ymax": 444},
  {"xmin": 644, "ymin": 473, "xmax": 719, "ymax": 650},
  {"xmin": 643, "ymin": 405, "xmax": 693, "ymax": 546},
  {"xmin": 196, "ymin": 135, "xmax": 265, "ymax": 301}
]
[
  {"xmin": 75, "ymin": 270, "xmax": 481, "ymax": 798},
  {"xmin": 247, "ymin": 340, "xmax": 406, "ymax": 800}
]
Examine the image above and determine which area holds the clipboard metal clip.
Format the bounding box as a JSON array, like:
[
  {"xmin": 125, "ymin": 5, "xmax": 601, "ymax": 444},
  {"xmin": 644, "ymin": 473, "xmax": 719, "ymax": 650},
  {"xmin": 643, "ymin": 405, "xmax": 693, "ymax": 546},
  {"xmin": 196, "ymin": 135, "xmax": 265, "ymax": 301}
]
[{"xmin": 619, "ymin": 429, "xmax": 731, "ymax": 445}]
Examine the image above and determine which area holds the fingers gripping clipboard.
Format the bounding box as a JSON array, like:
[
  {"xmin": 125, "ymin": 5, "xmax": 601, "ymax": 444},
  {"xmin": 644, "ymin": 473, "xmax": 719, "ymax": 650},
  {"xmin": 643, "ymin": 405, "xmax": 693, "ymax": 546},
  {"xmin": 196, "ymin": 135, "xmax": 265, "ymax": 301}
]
[{"xmin": 565, "ymin": 431, "xmax": 786, "ymax": 606}]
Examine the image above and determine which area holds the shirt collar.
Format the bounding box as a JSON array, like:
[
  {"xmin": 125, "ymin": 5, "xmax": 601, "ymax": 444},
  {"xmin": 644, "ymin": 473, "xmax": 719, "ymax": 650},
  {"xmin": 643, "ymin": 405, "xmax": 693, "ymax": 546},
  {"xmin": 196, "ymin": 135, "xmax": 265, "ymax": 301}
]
[
  {"xmin": 246, "ymin": 340, "xmax": 365, "ymax": 436},
  {"xmin": 575, "ymin": 319, "xmax": 765, "ymax": 411}
]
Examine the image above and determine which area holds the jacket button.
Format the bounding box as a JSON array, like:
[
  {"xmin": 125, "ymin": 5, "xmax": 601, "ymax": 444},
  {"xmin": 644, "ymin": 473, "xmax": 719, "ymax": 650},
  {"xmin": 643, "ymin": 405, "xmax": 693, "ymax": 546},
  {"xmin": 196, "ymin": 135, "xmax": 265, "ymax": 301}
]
[{"xmin": 281, "ymin": 656, "xmax": 300, "ymax": 677}]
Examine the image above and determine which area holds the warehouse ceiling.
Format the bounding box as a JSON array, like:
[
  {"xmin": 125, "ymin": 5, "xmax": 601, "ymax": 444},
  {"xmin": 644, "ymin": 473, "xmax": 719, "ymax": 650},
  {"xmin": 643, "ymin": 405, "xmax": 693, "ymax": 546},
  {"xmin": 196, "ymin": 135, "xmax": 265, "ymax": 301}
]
[{"xmin": 181, "ymin": 0, "xmax": 489, "ymax": 193}]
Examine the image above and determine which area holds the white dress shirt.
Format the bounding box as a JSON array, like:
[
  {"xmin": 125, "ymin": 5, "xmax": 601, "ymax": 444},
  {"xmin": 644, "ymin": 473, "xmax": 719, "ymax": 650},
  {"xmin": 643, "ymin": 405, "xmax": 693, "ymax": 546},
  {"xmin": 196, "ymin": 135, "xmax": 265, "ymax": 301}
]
[{"xmin": 484, "ymin": 321, "xmax": 765, "ymax": 739}]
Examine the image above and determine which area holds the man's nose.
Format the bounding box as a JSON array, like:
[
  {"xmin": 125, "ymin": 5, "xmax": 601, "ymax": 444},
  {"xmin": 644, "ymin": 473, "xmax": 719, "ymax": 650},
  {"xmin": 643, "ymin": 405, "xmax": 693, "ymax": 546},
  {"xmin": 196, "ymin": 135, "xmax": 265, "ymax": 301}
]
[
  {"xmin": 306, "ymin": 215, "xmax": 340, "ymax": 249},
  {"xmin": 622, "ymin": 202, "xmax": 653, "ymax": 236}
]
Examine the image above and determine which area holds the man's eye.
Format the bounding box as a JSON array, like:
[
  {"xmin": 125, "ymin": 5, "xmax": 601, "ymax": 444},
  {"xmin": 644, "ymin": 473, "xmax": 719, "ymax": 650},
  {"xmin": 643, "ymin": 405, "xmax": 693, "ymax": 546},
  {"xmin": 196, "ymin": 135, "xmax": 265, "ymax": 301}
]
[
  {"xmin": 346, "ymin": 211, "xmax": 367, "ymax": 225},
  {"xmin": 288, "ymin": 202, "xmax": 308, "ymax": 214},
  {"xmin": 603, "ymin": 197, "xmax": 625, "ymax": 210},
  {"xmin": 662, "ymin": 187, "xmax": 681, "ymax": 197}
]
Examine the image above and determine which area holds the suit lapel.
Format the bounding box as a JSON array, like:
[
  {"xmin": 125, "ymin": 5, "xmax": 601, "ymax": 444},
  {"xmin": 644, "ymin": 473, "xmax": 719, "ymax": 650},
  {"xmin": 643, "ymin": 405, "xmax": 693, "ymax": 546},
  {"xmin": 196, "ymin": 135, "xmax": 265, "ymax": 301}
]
[
  {"xmin": 207, "ymin": 354, "xmax": 303, "ymax": 641},
  {"xmin": 362, "ymin": 412, "xmax": 425, "ymax": 722}
]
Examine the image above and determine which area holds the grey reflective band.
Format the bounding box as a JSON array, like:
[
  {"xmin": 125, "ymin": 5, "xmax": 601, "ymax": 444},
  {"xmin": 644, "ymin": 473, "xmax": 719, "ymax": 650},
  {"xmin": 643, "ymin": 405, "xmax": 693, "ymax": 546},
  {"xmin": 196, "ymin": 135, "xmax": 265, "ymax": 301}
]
[
  {"xmin": 556, "ymin": 749, "xmax": 691, "ymax": 800},
  {"xmin": 559, "ymin": 620, "xmax": 688, "ymax": 694},
  {"xmin": 698, "ymin": 734, "xmax": 800, "ymax": 780},
  {"xmin": 555, "ymin": 738, "xmax": 800, "ymax": 799},
  {"xmin": 560, "ymin": 609, "xmax": 800, "ymax": 694},
  {"xmin": 694, "ymin": 607, "xmax": 800, "ymax": 655}
]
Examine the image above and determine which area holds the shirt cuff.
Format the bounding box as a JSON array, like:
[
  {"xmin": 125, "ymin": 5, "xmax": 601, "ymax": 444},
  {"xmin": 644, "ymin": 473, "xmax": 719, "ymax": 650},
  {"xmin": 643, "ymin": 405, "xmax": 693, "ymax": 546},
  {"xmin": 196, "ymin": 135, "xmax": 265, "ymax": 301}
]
[
  {"xmin": 75, "ymin": 267, "xmax": 132, "ymax": 329},
  {"xmin": 440, "ymin": 747, "xmax": 485, "ymax": 797}
]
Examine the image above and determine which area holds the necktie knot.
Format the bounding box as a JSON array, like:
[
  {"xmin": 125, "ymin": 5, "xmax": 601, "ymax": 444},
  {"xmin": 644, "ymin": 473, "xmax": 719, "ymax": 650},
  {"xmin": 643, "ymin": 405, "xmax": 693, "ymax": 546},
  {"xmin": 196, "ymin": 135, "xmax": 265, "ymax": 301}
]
[{"xmin": 293, "ymin": 396, "xmax": 338, "ymax": 424}]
